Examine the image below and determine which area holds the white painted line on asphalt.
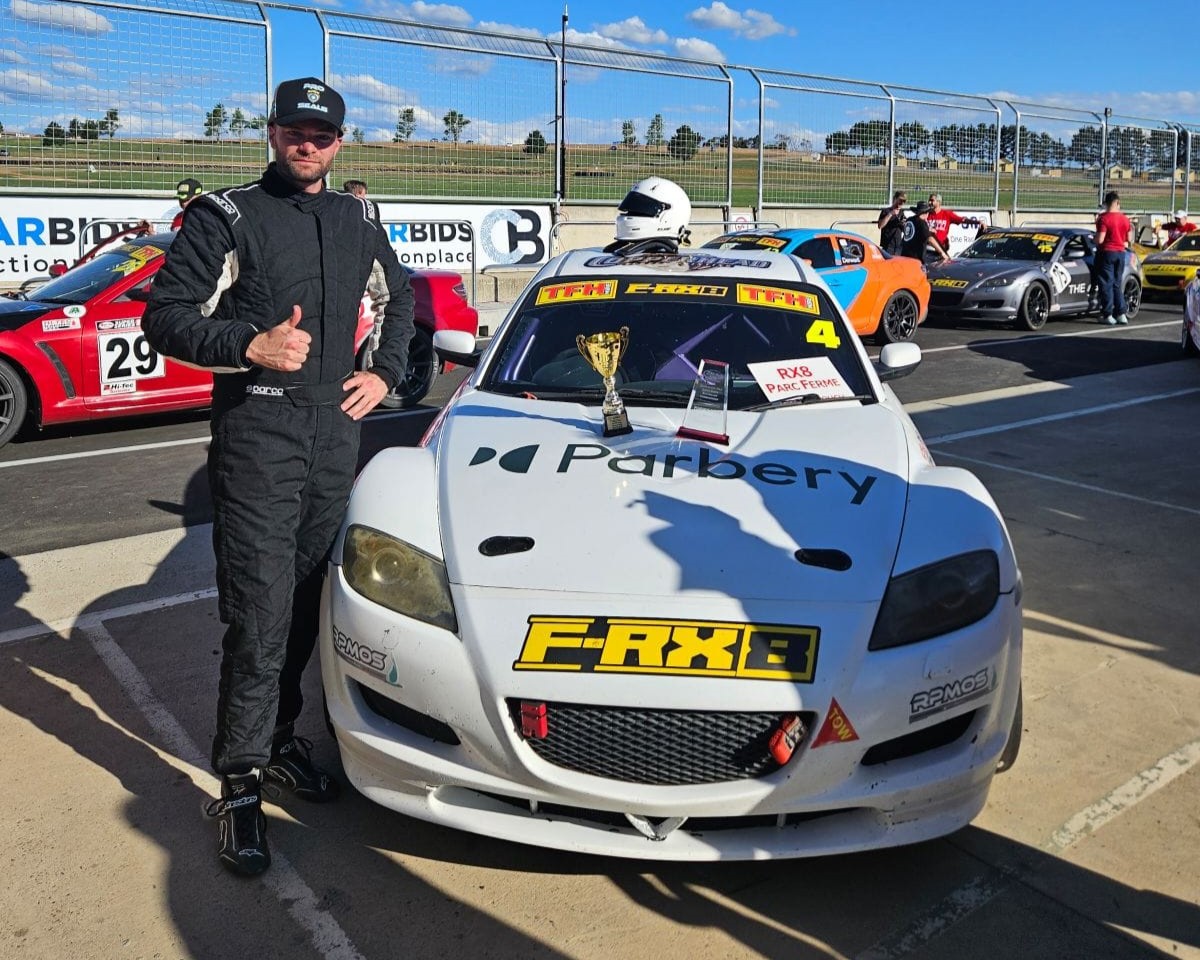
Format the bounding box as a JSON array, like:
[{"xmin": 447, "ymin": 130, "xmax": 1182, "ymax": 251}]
[
  {"xmin": 918, "ymin": 319, "xmax": 1181, "ymax": 354},
  {"xmin": 0, "ymin": 408, "xmax": 428, "ymax": 470},
  {"xmin": 83, "ymin": 620, "xmax": 367, "ymax": 960},
  {"xmin": 933, "ymin": 451, "xmax": 1200, "ymax": 518},
  {"xmin": 0, "ymin": 588, "xmax": 218, "ymax": 647},
  {"xmin": 923, "ymin": 387, "xmax": 1200, "ymax": 444},
  {"xmin": 854, "ymin": 738, "xmax": 1200, "ymax": 959},
  {"xmin": 1046, "ymin": 737, "xmax": 1200, "ymax": 852},
  {"xmin": 853, "ymin": 875, "xmax": 1013, "ymax": 960}
]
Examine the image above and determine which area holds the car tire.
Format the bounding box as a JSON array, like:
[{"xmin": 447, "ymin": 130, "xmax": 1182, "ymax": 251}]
[
  {"xmin": 378, "ymin": 325, "xmax": 437, "ymax": 409},
  {"xmin": 997, "ymin": 686, "xmax": 1022, "ymax": 773},
  {"xmin": 875, "ymin": 291, "xmax": 919, "ymax": 344},
  {"xmin": 0, "ymin": 357, "xmax": 29, "ymax": 450},
  {"xmin": 1017, "ymin": 283, "xmax": 1049, "ymax": 331},
  {"xmin": 1122, "ymin": 277, "xmax": 1142, "ymax": 319},
  {"xmin": 1183, "ymin": 320, "xmax": 1199, "ymax": 356}
]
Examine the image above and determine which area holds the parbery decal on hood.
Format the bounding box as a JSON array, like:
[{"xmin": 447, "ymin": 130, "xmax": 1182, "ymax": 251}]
[{"xmin": 469, "ymin": 441, "xmax": 879, "ymax": 505}]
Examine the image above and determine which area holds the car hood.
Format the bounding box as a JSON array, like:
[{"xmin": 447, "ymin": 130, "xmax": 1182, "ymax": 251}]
[
  {"xmin": 1144, "ymin": 250, "xmax": 1200, "ymax": 267},
  {"xmin": 929, "ymin": 260, "xmax": 1034, "ymax": 285},
  {"xmin": 0, "ymin": 297, "xmax": 54, "ymax": 331},
  {"xmin": 432, "ymin": 392, "xmax": 911, "ymax": 603}
]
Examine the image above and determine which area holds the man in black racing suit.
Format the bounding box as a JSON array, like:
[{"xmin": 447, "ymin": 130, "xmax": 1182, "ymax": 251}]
[{"xmin": 143, "ymin": 77, "xmax": 414, "ymax": 877}]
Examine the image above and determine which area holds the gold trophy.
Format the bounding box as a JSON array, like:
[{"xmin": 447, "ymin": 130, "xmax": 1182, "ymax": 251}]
[{"xmin": 576, "ymin": 326, "xmax": 632, "ymax": 437}]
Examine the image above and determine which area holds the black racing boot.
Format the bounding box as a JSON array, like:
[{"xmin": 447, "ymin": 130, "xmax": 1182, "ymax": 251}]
[
  {"xmin": 205, "ymin": 770, "xmax": 270, "ymax": 877},
  {"xmin": 266, "ymin": 736, "xmax": 341, "ymax": 802}
]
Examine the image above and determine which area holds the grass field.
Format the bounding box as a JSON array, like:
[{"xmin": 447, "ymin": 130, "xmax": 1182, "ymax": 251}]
[{"xmin": 1, "ymin": 134, "xmax": 1189, "ymax": 213}]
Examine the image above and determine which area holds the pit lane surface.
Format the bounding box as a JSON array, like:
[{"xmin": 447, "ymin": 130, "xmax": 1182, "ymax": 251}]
[{"xmin": 1, "ymin": 303, "xmax": 1197, "ymax": 960}]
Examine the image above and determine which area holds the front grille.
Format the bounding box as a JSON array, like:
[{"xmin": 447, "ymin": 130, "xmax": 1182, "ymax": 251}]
[
  {"xmin": 1146, "ymin": 275, "xmax": 1187, "ymax": 289},
  {"xmin": 507, "ymin": 699, "xmax": 814, "ymax": 785},
  {"xmin": 930, "ymin": 291, "xmax": 964, "ymax": 308}
]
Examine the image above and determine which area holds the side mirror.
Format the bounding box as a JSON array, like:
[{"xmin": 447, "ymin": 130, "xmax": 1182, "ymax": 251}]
[
  {"xmin": 49, "ymin": 263, "xmax": 69, "ymax": 277},
  {"xmin": 433, "ymin": 329, "xmax": 481, "ymax": 367},
  {"xmin": 875, "ymin": 341, "xmax": 921, "ymax": 382}
]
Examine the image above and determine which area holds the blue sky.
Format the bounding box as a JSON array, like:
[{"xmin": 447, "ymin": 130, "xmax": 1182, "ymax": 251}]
[{"xmin": 293, "ymin": 0, "xmax": 1200, "ymax": 123}]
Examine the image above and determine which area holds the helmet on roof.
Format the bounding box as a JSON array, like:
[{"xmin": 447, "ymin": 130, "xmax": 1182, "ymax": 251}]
[{"xmin": 613, "ymin": 176, "xmax": 691, "ymax": 243}]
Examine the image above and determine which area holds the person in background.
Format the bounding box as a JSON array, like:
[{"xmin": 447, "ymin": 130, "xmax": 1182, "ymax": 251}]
[
  {"xmin": 342, "ymin": 179, "xmax": 368, "ymax": 198},
  {"xmin": 877, "ymin": 190, "xmax": 907, "ymax": 255},
  {"xmin": 143, "ymin": 77, "xmax": 415, "ymax": 878},
  {"xmin": 1094, "ymin": 190, "xmax": 1132, "ymax": 325},
  {"xmin": 926, "ymin": 193, "xmax": 980, "ymax": 258},
  {"xmin": 170, "ymin": 178, "xmax": 204, "ymax": 230},
  {"xmin": 1162, "ymin": 210, "xmax": 1195, "ymax": 245},
  {"xmin": 901, "ymin": 201, "xmax": 950, "ymax": 264}
]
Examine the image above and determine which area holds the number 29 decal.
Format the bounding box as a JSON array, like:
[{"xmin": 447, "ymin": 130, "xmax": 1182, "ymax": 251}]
[{"xmin": 99, "ymin": 330, "xmax": 164, "ymax": 394}]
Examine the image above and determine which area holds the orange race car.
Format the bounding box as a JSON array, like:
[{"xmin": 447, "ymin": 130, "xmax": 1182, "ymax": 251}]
[{"xmin": 702, "ymin": 228, "xmax": 930, "ymax": 343}]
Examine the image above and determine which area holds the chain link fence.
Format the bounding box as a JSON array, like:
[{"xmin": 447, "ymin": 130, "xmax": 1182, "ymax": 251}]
[{"xmin": 1, "ymin": 0, "xmax": 1196, "ymax": 215}]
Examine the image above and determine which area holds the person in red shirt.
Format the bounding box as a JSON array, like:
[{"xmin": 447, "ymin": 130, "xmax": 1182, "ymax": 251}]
[
  {"xmin": 1163, "ymin": 210, "xmax": 1196, "ymax": 245},
  {"xmin": 926, "ymin": 193, "xmax": 981, "ymax": 257},
  {"xmin": 1094, "ymin": 190, "xmax": 1132, "ymax": 325}
]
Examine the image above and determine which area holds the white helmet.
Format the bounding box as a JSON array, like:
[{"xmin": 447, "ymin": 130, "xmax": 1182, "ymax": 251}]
[{"xmin": 614, "ymin": 176, "xmax": 691, "ymax": 242}]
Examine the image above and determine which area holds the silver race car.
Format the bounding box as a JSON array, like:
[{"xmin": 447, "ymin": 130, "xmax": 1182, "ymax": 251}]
[{"xmin": 926, "ymin": 228, "xmax": 1143, "ymax": 330}]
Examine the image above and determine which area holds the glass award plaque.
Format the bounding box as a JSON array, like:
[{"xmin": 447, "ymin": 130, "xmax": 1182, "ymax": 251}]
[{"xmin": 676, "ymin": 358, "xmax": 729, "ymax": 444}]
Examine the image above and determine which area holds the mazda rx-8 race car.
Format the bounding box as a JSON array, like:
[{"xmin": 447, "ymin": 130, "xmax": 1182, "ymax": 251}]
[
  {"xmin": 926, "ymin": 227, "xmax": 1142, "ymax": 330},
  {"xmin": 702, "ymin": 228, "xmax": 930, "ymax": 344},
  {"xmin": 1141, "ymin": 231, "xmax": 1200, "ymax": 300},
  {"xmin": 0, "ymin": 232, "xmax": 478, "ymax": 449},
  {"xmin": 319, "ymin": 246, "xmax": 1024, "ymax": 860}
]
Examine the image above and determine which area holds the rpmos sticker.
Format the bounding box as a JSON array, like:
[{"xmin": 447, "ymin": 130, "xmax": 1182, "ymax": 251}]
[
  {"xmin": 535, "ymin": 280, "xmax": 617, "ymax": 305},
  {"xmin": 514, "ymin": 615, "xmax": 819, "ymax": 681}
]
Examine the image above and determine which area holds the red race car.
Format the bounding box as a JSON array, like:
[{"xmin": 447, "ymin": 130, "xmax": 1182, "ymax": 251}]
[{"xmin": 0, "ymin": 232, "xmax": 478, "ymax": 449}]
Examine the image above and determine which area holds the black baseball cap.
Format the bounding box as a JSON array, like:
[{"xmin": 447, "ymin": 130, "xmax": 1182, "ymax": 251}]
[
  {"xmin": 269, "ymin": 77, "xmax": 345, "ymax": 134},
  {"xmin": 175, "ymin": 178, "xmax": 203, "ymax": 201}
]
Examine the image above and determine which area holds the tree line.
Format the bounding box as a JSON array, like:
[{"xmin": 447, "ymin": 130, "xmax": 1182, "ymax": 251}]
[
  {"xmin": 40, "ymin": 108, "xmax": 121, "ymax": 146},
  {"xmin": 824, "ymin": 119, "xmax": 1190, "ymax": 172}
]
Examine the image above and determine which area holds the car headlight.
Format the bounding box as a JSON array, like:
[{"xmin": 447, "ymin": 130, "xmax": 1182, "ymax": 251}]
[
  {"xmin": 980, "ymin": 276, "xmax": 1013, "ymax": 288},
  {"xmin": 868, "ymin": 550, "xmax": 999, "ymax": 650},
  {"xmin": 342, "ymin": 524, "xmax": 458, "ymax": 632}
]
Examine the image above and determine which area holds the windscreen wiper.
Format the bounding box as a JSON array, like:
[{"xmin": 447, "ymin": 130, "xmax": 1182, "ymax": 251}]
[{"xmin": 745, "ymin": 392, "xmax": 874, "ymax": 412}]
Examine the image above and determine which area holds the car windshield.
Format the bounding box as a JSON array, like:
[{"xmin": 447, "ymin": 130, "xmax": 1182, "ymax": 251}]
[
  {"xmin": 482, "ymin": 274, "xmax": 874, "ymax": 411},
  {"xmin": 960, "ymin": 232, "xmax": 1059, "ymax": 263},
  {"xmin": 30, "ymin": 238, "xmax": 171, "ymax": 304},
  {"xmin": 1166, "ymin": 233, "xmax": 1200, "ymax": 253}
]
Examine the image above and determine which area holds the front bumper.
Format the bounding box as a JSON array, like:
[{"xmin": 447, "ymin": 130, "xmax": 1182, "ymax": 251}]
[
  {"xmin": 320, "ymin": 566, "xmax": 1023, "ymax": 860},
  {"xmin": 928, "ymin": 287, "xmax": 1023, "ymax": 321}
]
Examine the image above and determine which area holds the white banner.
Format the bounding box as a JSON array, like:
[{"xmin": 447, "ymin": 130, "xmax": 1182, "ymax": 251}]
[{"xmin": 0, "ymin": 195, "xmax": 552, "ymax": 286}]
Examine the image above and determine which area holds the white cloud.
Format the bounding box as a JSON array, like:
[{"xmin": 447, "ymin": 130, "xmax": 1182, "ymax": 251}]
[
  {"xmin": 598, "ymin": 17, "xmax": 669, "ymax": 45},
  {"xmin": 477, "ymin": 20, "xmax": 545, "ymax": 39},
  {"xmin": 674, "ymin": 37, "xmax": 726, "ymax": 63},
  {"xmin": 431, "ymin": 53, "xmax": 493, "ymax": 76},
  {"xmin": 12, "ymin": 0, "xmax": 112, "ymax": 34},
  {"xmin": 359, "ymin": 0, "xmax": 471, "ymax": 27},
  {"xmin": 686, "ymin": 2, "xmax": 793, "ymax": 40},
  {"xmin": 331, "ymin": 72, "xmax": 415, "ymax": 105},
  {"xmin": 565, "ymin": 28, "xmax": 630, "ymax": 49},
  {"xmin": 1, "ymin": 50, "xmax": 28, "ymax": 64},
  {"xmin": 0, "ymin": 68, "xmax": 60, "ymax": 99},
  {"xmin": 53, "ymin": 60, "xmax": 94, "ymax": 79}
]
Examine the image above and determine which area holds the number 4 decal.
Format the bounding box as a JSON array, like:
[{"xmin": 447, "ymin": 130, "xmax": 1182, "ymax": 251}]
[{"xmin": 805, "ymin": 319, "xmax": 841, "ymax": 350}]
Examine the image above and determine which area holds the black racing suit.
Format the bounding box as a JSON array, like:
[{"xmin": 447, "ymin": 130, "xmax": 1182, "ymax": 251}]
[{"xmin": 144, "ymin": 163, "xmax": 414, "ymax": 775}]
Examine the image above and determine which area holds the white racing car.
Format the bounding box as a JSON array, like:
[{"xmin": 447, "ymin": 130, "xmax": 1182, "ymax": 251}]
[{"xmin": 319, "ymin": 248, "xmax": 1023, "ymax": 860}]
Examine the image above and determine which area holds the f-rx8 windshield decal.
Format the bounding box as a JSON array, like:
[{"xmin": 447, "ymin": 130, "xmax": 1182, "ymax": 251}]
[{"xmin": 514, "ymin": 615, "xmax": 819, "ymax": 681}]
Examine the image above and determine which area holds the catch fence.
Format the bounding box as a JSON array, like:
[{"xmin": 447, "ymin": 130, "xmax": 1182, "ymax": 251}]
[{"xmin": 0, "ymin": 0, "xmax": 1194, "ymax": 215}]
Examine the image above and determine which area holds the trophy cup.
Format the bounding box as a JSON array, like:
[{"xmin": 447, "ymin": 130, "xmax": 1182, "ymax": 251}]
[{"xmin": 576, "ymin": 326, "xmax": 633, "ymax": 437}]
